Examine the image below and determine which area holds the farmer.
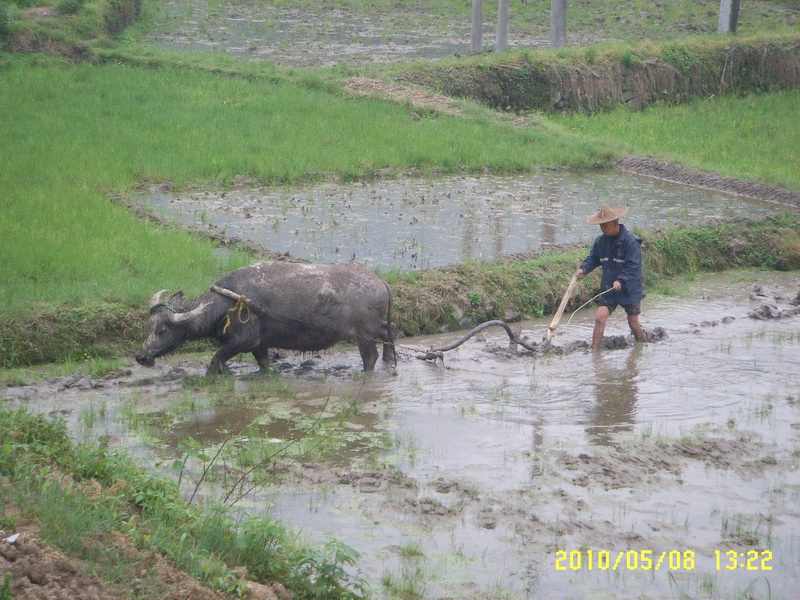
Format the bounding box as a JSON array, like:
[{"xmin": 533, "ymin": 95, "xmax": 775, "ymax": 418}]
[{"xmin": 575, "ymin": 205, "xmax": 645, "ymax": 351}]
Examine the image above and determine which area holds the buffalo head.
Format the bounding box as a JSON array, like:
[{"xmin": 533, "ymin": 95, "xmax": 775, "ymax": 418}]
[{"xmin": 135, "ymin": 290, "xmax": 210, "ymax": 367}]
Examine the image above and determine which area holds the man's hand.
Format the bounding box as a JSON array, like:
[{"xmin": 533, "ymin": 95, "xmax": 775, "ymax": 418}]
[
  {"xmin": 575, "ymin": 268, "xmax": 585, "ymax": 280},
  {"xmin": 613, "ymin": 280, "xmax": 622, "ymax": 291}
]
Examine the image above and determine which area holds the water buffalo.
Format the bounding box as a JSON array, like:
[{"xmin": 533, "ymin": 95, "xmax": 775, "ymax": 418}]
[{"xmin": 135, "ymin": 262, "xmax": 396, "ymax": 375}]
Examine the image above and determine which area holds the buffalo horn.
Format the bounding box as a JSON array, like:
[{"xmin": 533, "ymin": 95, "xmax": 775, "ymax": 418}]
[
  {"xmin": 169, "ymin": 302, "xmax": 212, "ymax": 324},
  {"xmin": 149, "ymin": 289, "xmax": 169, "ymax": 309}
]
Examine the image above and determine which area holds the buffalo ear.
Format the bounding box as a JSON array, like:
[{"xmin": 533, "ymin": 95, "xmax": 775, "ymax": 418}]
[{"xmin": 169, "ymin": 291, "xmax": 185, "ymax": 306}]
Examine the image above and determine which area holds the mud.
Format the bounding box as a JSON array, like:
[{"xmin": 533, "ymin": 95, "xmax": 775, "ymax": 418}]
[
  {"xmin": 0, "ymin": 527, "xmax": 250, "ymax": 600},
  {"xmin": 0, "ymin": 533, "xmax": 124, "ymax": 600},
  {"xmin": 5, "ymin": 272, "xmax": 800, "ymax": 599}
]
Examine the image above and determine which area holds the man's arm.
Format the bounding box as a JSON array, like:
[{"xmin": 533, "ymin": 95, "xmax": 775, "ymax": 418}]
[{"xmin": 577, "ymin": 241, "xmax": 601, "ymax": 278}]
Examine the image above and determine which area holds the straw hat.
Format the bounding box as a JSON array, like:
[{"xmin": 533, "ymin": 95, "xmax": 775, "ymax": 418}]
[{"xmin": 587, "ymin": 205, "xmax": 628, "ymax": 224}]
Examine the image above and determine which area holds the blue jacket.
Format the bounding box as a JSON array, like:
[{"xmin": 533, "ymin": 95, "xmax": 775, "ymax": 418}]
[{"xmin": 580, "ymin": 224, "xmax": 644, "ymax": 306}]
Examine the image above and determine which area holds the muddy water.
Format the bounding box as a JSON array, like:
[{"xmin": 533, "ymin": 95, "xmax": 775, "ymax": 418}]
[
  {"xmin": 6, "ymin": 271, "xmax": 799, "ymax": 599},
  {"xmin": 140, "ymin": 172, "xmax": 781, "ymax": 270}
]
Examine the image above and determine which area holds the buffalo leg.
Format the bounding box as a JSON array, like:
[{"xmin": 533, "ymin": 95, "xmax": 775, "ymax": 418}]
[
  {"xmin": 357, "ymin": 337, "xmax": 379, "ymax": 371},
  {"xmin": 380, "ymin": 321, "xmax": 397, "ymax": 363},
  {"xmin": 207, "ymin": 342, "xmax": 248, "ymax": 376},
  {"xmin": 252, "ymin": 347, "xmax": 271, "ymax": 373}
]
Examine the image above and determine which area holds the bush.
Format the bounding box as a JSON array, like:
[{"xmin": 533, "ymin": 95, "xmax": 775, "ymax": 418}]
[
  {"xmin": 0, "ymin": 2, "xmax": 17, "ymax": 48},
  {"xmin": 104, "ymin": 0, "xmax": 140, "ymax": 36},
  {"xmin": 56, "ymin": 0, "xmax": 83, "ymax": 15}
]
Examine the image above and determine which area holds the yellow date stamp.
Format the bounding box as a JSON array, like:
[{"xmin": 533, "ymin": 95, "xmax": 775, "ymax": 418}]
[
  {"xmin": 555, "ymin": 550, "xmax": 696, "ymax": 571},
  {"xmin": 555, "ymin": 550, "xmax": 774, "ymax": 572},
  {"xmin": 715, "ymin": 550, "xmax": 773, "ymax": 571}
]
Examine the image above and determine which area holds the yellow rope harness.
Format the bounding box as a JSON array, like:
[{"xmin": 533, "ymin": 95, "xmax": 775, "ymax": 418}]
[{"xmin": 222, "ymin": 296, "xmax": 251, "ymax": 334}]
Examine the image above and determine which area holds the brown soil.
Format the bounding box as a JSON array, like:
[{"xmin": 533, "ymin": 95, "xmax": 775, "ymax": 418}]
[
  {"xmin": 1, "ymin": 533, "xmax": 126, "ymax": 600},
  {"xmin": 0, "ymin": 512, "xmax": 284, "ymax": 600},
  {"xmin": 345, "ymin": 77, "xmax": 464, "ymax": 116},
  {"xmin": 0, "ymin": 484, "xmax": 286, "ymax": 600}
]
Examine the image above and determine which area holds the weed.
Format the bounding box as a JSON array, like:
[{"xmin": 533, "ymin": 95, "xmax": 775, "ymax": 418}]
[
  {"xmin": 55, "ymin": 0, "xmax": 83, "ymax": 15},
  {"xmin": 468, "ymin": 290, "xmax": 481, "ymax": 308},
  {"xmin": 381, "ymin": 560, "xmax": 426, "ymax": 600},
  {"xmin": 620, "ymin": 49, "xmax": 636, "ymax": 68},
  {"xmin": 78, "ymin": 401, "xmax": 107, "ymax": 430},
  {"xmin": 719, "ymin": 510, "xmax": 774, "ymax": 546},
  {"xmin": 0, "ymin": 574, "xmax": 10, "ymax": 600},
  {"xmin": 398, "ymin": 542, "xmax": 424, "ymax": 559},
  {"xmin": 662, "ymin": 44, "xmax": 700, "ymax": 76},
  {"xmin": 0, "ymin": 338, "xmax": 21, "ymax": 368}
]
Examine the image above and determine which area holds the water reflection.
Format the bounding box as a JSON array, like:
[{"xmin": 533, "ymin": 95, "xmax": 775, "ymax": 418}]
[
  {"xmin": 585, "ymin": 346, "xmax": 641, "ymax": 444},
  {"xmin": 140, "ymin": 172, "xmax": 781, "ymax": 271}
]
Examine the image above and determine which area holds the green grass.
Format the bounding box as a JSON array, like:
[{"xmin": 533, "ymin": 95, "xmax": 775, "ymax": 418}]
[
  {"xmin": 0, "ymin": 56, "xmax": 613, "ymax": 316},
  {"xmin": 552, "ymin": 88, "xmax": 800, "ymax": 191}
]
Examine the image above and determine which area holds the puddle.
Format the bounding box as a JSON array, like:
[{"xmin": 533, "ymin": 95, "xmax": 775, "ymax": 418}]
[
  {"xmin": 6, "ymin": 271, "xmax": 800, "ymax": 599},
  {"xmin": 140, "ymin": 172, "xmax": 782, "ymax": 270}
]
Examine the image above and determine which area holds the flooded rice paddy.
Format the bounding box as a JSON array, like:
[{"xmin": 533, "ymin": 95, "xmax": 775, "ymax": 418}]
[
  {"xmin": 141, "ymin": 172, "xmax": 780, "ymax": 270},
  {"xmin": 6, "ymin": 271, "xmax": 800, "ymax": 599},
  {"xmin": 147, "ymin": 1, "xmax": 514, "ymax": 67}
]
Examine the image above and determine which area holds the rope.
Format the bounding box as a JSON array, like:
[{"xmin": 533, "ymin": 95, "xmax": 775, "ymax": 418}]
[
  {"xmin": 222, "ymin": 295, "xmax": 251, "ymax": 334},
  {"xmin": 564, "ymin": 288, "xmax": 614, "ymax": 329}
]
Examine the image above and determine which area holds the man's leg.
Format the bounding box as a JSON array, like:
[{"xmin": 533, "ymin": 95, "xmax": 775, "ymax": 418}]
[
  {"xmin": 627, "ymin": 313, "xmax": 644, "ymax": 342},
  {"xmin": 592, "ymin": 305, "xmax": 611, "ymax": 351}
]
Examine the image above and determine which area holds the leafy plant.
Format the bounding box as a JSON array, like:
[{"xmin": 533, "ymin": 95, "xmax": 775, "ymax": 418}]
[
  {"xmin": 468, "ymin": 290, "xmax": 481, "ymax": 308},
  {"xmin": 0, "ymin": 2, "xmax": 17, "ymax": 48},
  {"xmin": 56, "ymin": 0, "xmax": 83, "ymax": 15},
  {"xmin": 621, "ymin": 48, "xmax": 636, "ymax": 68}
]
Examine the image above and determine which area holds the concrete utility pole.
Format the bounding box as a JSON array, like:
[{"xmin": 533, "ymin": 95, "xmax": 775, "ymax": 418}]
[
  {"xmin": 496, "ymin": 0, "xmax": 510, "ymax": 52},
  {"xmin": 550, "ymin": 0, "xmax": 567, "ymax": 48},
  {"xmin": 717, "ymin": 0, "xmax": 741, "ymax": 34},
  {"xmin": 471, "ymin": 0, "xmax": 484, "ymax": 53}
]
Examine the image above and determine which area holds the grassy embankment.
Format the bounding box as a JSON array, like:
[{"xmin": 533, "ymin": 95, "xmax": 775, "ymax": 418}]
[{"xmin": 0, "ymin": 404, "xmax": 372, "ymax": 599}]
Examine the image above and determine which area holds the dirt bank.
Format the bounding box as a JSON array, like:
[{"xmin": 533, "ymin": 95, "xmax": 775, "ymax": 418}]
[
  {"xmin": 0, "ymin": 528, "xmax": 239, "ymax": 600},
  {"xmin": 1, "ymin": 531, "xmax": 127, "ymax": 600},
  {"xmin": 402, "ymin": 36, "xmax": 800, "ymax": 113},
  {"xmin": 616, "ymin": 156, "xmax": 800, "ymax": 209}
]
